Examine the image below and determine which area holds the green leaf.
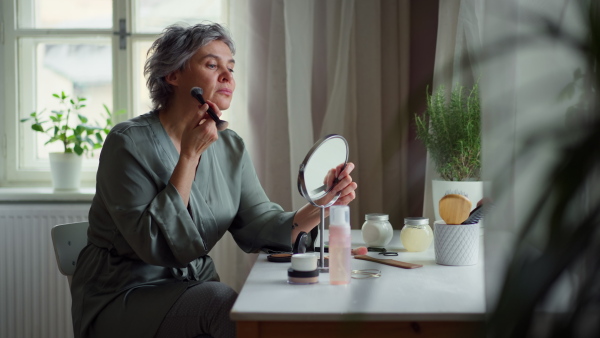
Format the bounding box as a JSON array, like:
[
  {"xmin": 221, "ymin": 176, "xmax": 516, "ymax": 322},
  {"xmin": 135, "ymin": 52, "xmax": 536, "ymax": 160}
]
[
  {"xmin": 558, "ymin": 82, "xmax": 576, "ymax": 101},
  {"xmin": 75, "ymin": 125, "xmax": 85, "ymax": 135},
  {"xmin": 31, "ymin": 124, "xmax": 44, "ymax": 132},
  {"xmin": 74, "ymin": 145, "xmax": 84, "ymax": 156},
  {"xmin": 85, "ymin": 137, "xmax": 96, "ymax": 147},
  {"xmin": 78, "ymin": 114, "xmax": 89, "ymax": 123},
  {"xmin": 52, "ymin": 93, "xmax": 60, "ymax": 98}
]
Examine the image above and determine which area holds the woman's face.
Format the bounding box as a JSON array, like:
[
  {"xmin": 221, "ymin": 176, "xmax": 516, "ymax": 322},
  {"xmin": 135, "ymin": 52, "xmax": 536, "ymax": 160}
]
[{"xmin": 171, "ymin": 40, "xmax": 235, "ymax": 110}]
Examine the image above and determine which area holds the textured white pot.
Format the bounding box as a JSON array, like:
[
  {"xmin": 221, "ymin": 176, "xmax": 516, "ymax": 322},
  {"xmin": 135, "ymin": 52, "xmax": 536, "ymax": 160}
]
[
  {"xmin": 431, "ymin": 180, "xmax": 484, "ymax": 222},
  {"xmin": 434, "ymin": 220, "xmax": 480, "ymax": 266},
  {"xmin": 49, "ymin": 152, "xmax": 83, "ymax": 191}
]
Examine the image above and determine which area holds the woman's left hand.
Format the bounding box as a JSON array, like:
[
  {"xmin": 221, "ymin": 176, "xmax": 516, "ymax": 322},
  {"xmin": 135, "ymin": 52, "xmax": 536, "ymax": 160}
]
[{"xmin": 316, "ymin": 162, "xmax": 357, "ymax": 206}]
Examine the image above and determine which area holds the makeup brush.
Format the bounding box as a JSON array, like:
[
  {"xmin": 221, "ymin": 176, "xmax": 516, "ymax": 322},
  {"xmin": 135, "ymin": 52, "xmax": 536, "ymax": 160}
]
[
  {"xmin": 190, "ymin": 87, "xmax": 229, "ymax": 131},
  {"xmin": 351, "ymin": 246, "xmax": 368, "ymax": 255}
]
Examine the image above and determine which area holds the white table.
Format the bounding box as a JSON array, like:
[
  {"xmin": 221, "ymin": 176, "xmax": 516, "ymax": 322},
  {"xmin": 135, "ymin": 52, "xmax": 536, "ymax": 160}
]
[{"xmin": 230, "ymin": 230, "xmax": 485, "ymax": 338}]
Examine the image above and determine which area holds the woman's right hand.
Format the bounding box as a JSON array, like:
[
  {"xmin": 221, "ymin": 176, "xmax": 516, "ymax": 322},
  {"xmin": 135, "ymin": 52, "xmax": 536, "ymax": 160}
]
[{"xmin": 179, "ymin": 100, "xmax": 221, "ymax": 160}]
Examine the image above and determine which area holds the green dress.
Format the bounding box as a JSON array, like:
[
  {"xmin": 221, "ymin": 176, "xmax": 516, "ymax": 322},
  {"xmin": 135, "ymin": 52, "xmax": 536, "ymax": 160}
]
[{"xmin": 71, "ymin": 111, "xmax": 294, "ymax": 338}]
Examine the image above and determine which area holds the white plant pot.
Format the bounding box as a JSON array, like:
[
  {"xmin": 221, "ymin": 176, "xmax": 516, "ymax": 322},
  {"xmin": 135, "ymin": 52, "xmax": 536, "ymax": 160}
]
[
  {"xmin": 432, "ymin": 180, "xmax": 484, "ymax": 222},
  {"xmin": 49, "ymin": 152, "xmax": 83, "ymax": 191}
]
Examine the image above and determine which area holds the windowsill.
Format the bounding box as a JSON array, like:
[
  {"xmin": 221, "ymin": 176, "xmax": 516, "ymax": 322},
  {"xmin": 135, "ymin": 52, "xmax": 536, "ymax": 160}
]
[{"xmin": 0, "ymin": 187, "xmax": 95, "ymax": 202}]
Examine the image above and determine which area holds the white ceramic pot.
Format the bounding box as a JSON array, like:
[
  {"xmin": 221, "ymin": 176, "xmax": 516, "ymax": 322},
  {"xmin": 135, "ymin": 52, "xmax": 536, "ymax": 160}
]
[
  {"xmin": 49, "ymin": 152, "xmax": 83, "ymax": 191},
  {"xmin": 431, "ymin": 180, "xmax": 484, "ymax": 221},
  {"xmin": 433, "ymin": 220, "xmax": 480, "ymax": 266}
]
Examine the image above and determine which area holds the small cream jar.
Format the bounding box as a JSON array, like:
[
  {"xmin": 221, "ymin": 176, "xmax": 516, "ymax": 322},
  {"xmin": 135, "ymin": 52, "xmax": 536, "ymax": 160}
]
[{"xmin": 288, "ymin": 253, "xmax": 319, "ymax": 284}]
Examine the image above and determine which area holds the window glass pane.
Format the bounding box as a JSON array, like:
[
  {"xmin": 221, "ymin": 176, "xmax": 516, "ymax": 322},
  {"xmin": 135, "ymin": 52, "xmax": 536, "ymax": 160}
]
[
  {"xmin": 32, "ymin": 41, "xmax": 113, "ymax": 161},
  {"xmin": 134, "ymin": 0, "xmax": 223, "ymax": 33},
  {"xmin": 18, "ymin": 0, "xmax": 112, "ymax": 29},
  {"xmin": 133, "ymin": 40, "xmax": 154, "ymax": 116}
]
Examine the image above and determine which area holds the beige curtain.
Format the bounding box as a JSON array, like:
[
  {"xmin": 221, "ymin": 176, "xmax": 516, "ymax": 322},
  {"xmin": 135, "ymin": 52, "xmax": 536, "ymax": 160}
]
[
  {"xmin": 239, "ymin": 0, "xmax": 411, "ymax": 226},
  {"xmin": 212, "ymin": 0, "xmax": 412, "ymax": 291}
]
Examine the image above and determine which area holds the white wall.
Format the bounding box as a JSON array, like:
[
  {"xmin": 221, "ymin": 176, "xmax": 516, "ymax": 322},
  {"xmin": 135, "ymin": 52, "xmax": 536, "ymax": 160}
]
[{"xmin": 0, "ymin": 0, "xmax": 7, "ymax": 185}]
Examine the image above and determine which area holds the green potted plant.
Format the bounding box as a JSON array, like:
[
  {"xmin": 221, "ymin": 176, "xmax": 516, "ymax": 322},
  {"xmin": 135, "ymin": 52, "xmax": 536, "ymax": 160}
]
[
  {"xmin": 20, "ymin": 91, "xmax": 122, "ymax": 190},
  {"xmin": 414, "ymin": 83, "xmax": 483, "ymax": 220}
]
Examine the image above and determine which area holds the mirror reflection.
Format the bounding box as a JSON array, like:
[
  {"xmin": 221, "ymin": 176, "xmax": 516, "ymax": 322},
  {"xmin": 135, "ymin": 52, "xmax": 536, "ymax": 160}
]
[{"xmin": 298, "ymin": 135, "xmax": 348, "ymax": 206}]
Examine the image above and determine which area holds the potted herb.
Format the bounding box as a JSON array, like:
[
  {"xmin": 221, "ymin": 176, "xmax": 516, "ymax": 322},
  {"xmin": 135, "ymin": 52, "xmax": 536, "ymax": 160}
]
[
  {"xmin": 20, "ymin": 91, "xmax": 122, "ymax": 190},
  {"xmin": 414, "ymin": 83, "xmax": 483, "ymax": 220}
]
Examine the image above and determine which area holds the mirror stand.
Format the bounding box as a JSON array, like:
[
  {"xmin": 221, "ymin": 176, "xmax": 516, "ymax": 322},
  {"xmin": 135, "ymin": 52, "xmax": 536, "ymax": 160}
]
[
  {"xmin": 317, "ymin": 206, "xmax": 328, "ymax": 272},
  {"xmin": 297, "ymin": 134, "xmax": 349, "ymax": 273}
]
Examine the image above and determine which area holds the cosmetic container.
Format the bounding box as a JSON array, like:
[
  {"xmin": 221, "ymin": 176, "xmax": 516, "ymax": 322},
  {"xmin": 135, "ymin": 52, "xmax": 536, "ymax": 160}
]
[
  {"xmin": 400, "ymin": 217, "xmax": 433, "ymax": 252},
  {"xmin": 288, "ymin": 253, "xmax": 319, "ymax": 284},
  {"xmin": 361, "ymin": 213, "xmax": 393, "ymax": 247},
  {"xmin": 329, "ymin": 205, "xmax": 351, "ymax": 285}
]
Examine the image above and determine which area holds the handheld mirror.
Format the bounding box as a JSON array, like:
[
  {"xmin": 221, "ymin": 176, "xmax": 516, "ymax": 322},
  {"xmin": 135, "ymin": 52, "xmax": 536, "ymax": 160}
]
[{"xmin": 297, "ymin": 134, "xmax": 349, "ymax": 271}]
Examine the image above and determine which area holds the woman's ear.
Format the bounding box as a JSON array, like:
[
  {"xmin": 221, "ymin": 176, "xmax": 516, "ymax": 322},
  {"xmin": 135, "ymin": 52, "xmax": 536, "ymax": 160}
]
[{"xmin": 165, "ymin": 70, "xmax": 179, "ymax": 86}]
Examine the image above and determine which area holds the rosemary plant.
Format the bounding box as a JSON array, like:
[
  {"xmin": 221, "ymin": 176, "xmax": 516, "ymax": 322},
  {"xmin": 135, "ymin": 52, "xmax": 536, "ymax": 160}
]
[{"xmin": 414, "ymin": 83, "xmax": 481, "ymax": 181}]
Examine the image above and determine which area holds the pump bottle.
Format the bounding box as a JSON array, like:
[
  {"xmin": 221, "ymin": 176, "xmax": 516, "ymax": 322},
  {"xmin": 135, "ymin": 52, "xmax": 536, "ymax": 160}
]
[{"xmin": 329, "ymin": 205, "xmax": 351, "ymax": 285}]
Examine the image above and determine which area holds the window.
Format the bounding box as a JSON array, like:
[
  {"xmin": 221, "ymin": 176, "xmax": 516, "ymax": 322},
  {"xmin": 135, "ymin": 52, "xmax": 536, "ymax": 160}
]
[{"xmin": 1, "ymin": 0, "xmax": 227, "ymax": 187}]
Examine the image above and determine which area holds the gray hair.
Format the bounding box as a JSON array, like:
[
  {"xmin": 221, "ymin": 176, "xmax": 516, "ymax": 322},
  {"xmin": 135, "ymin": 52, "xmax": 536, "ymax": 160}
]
[{"xmin": 144, "ymin": 22, "xmax": 235, "ymax": 111}]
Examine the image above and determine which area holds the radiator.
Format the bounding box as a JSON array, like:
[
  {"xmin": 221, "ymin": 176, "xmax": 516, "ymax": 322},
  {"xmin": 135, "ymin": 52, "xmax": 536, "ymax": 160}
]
[
  {"xmin": 0, "ymin": 202, "xmax": 256, "ymax": 338},
  {"xmin": 0, "ymin": 203, "xmax": 90, "ymax": 338}
]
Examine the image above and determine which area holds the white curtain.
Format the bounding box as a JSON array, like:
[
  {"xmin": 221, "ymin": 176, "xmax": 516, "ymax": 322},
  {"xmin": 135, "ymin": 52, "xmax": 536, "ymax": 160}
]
[
  {"xmin": 422, "ymin": 0, "xmax": 484, "ymax": 223},
  {"xmin": 212, "ymin": 0, "xmax": 412, "ymax": 292},
  {"xmin": 482, "ymin": 0, "xmax": 586, "ymax": 311},
  {"xmin": 434, "ymin": 0, "xmax": 587, "ymax": 312}
]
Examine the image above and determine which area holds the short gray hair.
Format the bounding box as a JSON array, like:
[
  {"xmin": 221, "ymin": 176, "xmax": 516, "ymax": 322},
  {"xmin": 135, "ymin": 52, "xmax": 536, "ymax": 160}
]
[{"xmin": 144, "ymin": 22, "xmax": 235, "ymax": 111}]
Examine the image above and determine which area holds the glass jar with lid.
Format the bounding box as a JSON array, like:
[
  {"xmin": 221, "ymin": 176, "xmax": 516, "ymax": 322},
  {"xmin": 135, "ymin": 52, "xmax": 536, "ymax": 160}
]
[
  {"xmin": 400, "ymin": 217, "xmax": 433, "ymax": 252},
  {"xmin": 361, "ymin": 213, "xmax": 393, "ymax": 247}
]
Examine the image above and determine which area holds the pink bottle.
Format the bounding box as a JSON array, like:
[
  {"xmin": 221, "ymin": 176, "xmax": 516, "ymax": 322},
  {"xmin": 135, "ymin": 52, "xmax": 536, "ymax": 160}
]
[{"xmin": 329, "ymin": 205, "xmax": 351, "ymax": 285}]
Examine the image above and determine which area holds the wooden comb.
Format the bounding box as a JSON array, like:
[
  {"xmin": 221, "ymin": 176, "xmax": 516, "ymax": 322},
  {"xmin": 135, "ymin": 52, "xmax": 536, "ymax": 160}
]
[{"xmin": 354, "ymin": 255, "xmax": 423, "ymax": 269}]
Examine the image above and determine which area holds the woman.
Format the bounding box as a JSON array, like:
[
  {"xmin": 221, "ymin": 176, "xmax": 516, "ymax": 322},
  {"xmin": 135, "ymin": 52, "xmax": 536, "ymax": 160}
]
[{"xmin": 71, "ymin": 23, "xmax": 357, "ymax": 338}]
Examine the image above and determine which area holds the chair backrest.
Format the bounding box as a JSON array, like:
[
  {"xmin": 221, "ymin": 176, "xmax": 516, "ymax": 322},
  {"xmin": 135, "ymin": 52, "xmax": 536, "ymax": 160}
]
[{"xmin": 51, "ymin": 221, "xmax": 89, "ymax": 281}]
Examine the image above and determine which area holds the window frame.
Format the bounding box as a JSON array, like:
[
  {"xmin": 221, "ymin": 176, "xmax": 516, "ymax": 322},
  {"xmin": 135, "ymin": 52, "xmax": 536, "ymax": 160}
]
[{"xmin": 0, "ymin": 0, "xmax": 229, "ymax": 188}]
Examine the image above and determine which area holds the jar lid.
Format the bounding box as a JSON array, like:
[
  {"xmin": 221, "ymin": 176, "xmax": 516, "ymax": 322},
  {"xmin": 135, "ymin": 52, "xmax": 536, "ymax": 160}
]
[
  {"xmin": 365, "ymin": 213, "xmax": 389, "ymax": 221},
  {"xmin": 404, "ymin": 217, "xmax": 429, "ymax": 225}
]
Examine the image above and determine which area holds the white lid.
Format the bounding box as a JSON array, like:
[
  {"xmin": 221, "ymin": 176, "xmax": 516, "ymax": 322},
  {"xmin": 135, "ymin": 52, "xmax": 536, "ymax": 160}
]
[
  {"xmin": 291, "ymin": 253, "xmax": 318, "ymax": 271},
  {"xmin": 365, "ymin": 213, "xmax": 389, "ymax": 221},
  {"xmin": 330, "ymin": 205, "xmax": 350, "ymax": 226},
  {"xmin": 404, "ymin": 217, "xmax": 429, "ymax": 225}
]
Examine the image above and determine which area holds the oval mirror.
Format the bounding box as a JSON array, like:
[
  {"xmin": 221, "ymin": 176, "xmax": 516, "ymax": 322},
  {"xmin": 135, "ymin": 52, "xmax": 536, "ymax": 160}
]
[
  {"xmin": 298, "ymin": 134, "xmax": 349, "ymax": 207},
  {"xmin": 297, "ymin": 134, "xmax": 348, "ymax": 271}
]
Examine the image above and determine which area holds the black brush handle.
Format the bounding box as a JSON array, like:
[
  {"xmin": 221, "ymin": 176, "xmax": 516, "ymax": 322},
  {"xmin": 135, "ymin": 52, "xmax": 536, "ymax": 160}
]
[
  {"xmin": 190, "ymin": 87, "xmax": 229, "ymax": 131},
  {"xmin": 462, "ymin": 204, "xmax": 484, "ymax": 224}
]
